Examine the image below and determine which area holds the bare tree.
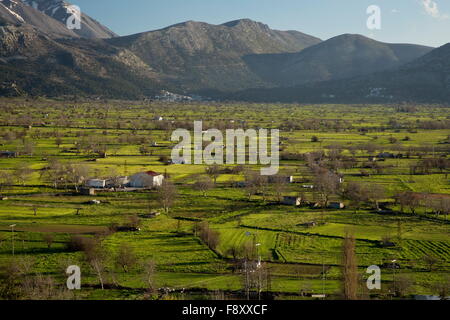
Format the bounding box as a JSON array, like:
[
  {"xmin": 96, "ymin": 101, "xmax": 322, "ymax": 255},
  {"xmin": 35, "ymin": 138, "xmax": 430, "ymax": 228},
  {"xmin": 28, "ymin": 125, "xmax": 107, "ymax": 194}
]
[
  {"xmin": 115, "ymin": 243, "xmax": 137, "ymax": 273},
  {"xmin": 205, "ymin": 165, "xmax": 222, "ymax": 185},
  {"xmin": 156, "ymin": 180, "xmax": 177, "ymax": 213},
  {"xmin": 344, "ymin": 182, "xmax": 368, "ymax": 214},
  {"xmin": 193, "ymin": 176, "xmax": 214, "ymax": 196},
  {"xmin": 65, "ymin": 163, "xmax": 90, "ymax": 192},
  {"xmin": 314, "ymin": 168, "xmax": 340, "ymax": 208},
  {"xmin": 270, "ymin": 175, "xmax": 288, "ymax": 202},
  {"xmin": 0, "ymin": 171, "xmax": 13, "ymax": 197},
  {"xmin": 394, "ymin": 275, "xmax": 414, "ymax": 297},
  {"xmin": 342, "ymin": 231, "xmax": 358, "ymax": 300},
  {"xmin": 197, "ymin": 222, "xmax": 220, "ymax": 250},
  {"xmin": 81, "ymin": 238, "xmax": 107, "ymax": 290},
  {"xmin": 423, "ymin": 254, "xmax": 439, "ymax": 272},
  {"xmin": 41, "ymin": 159, "xmax": 65, "ymax": 189},
  {"xmin": 21, "ymin": 140, "xmax": 35, "ymax": 156},
  {"xmin": 244, "ymin": 170, "xmax": 269, "ymax": 202},
  {"xmin": 395, "ymin": 192, "xmax": 421, "ymax": 215},
  {"xmin": 142, "ymin": 259, "xmax": 157, "ymax": 297},
  {"xmin": 433, "ymin": 277, "xmax": 450, "ymax": 300},
  {"xmin": 14, "ymin": 164, "xmax": 32, "ymax": 186},
  {"xmin": 366, "ymin": 184, "xmax": 386, "ymax": 210},
  {"xmin": 42, "ymin": 234, "xmax": 54, "ymax": 249}
]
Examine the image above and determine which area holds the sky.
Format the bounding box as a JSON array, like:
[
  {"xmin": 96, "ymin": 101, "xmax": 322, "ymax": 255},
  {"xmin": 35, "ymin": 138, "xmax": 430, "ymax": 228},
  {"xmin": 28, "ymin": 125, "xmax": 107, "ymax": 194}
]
[{"xmin": 70, "ymin": 0, "xmax": 450, "ymax": 47}]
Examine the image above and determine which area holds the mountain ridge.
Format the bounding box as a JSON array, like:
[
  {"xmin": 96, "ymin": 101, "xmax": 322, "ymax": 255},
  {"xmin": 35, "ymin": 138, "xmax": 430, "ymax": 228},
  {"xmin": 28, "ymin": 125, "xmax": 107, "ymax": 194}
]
[
  {"xmin": 0, "ymin": 14, "xmax": 445, "ymax": 102},
  {"xmin": 243, "ymin": 33, "xmax": 433, "ymax": 87},
  {"xmin": 0, "ymin": 0, "xmax": 79, "ymax": 38},
  {"xmin": 107, "ymin": 19, "xmax": 322, "ymax": 92}
]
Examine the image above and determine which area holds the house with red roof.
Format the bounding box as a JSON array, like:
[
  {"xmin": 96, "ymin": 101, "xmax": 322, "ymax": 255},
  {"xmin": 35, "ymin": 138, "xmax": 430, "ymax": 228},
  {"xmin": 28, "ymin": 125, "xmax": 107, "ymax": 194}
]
[{"xmin": 129, "ymin": 171, "xmax": 164, "ymax": 188}]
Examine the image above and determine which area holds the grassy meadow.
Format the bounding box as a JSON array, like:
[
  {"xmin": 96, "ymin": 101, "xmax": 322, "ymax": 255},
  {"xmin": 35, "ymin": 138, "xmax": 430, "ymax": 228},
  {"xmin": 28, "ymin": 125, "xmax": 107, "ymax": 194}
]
[{"xmin": 0, "ymin": 98, "xmax": 449, "ymax": 300}]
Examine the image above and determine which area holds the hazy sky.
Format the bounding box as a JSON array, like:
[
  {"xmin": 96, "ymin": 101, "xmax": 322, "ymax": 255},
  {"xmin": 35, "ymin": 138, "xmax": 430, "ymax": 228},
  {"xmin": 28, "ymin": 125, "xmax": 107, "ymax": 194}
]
[{"xmin": 71, "ymin": 0, "xmax": 450, "ymax": 47}]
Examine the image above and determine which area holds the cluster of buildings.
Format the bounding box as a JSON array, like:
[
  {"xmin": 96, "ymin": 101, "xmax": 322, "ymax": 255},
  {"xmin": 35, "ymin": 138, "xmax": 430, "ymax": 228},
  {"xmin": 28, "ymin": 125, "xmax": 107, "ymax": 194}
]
[
  {"xmin": 152, "ymin": 90, "xmax": 210, "ymax": 102},
  {"xmin": 282, "ymin": 196, "xmax": 345, "ymax": 210},
  {"xmin": 153, "ymin": 90, "xmax": 194, "ymax": 102},
  {"xmin": 85, "ymin": 171, "xmax": 164, "ymax": 190},
  {"xmin": 0, "ymin": 151, "xmax": 18, "ymax": 158}
]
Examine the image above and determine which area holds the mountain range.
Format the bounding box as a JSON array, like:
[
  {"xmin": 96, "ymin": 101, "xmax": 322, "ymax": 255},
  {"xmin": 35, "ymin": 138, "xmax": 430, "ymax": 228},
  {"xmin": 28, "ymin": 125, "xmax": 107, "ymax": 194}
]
[{"xmin": 0, "ymin": 0, "xmax": 448, "ymax": 102}]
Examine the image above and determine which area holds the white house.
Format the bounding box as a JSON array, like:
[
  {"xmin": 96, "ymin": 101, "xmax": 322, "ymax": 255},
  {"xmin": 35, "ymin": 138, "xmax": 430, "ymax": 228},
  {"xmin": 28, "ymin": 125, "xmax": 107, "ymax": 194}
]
[
  {"xmin": 128, "ymin": 171, "xmax": 164, "ymax": 188},
  {"xmin": 282, "ymin": 196, "xmax": 302, "ymax": 206},
  {"xmin": 268, "ymin": 176, "xmax": 294, "ymax": 184},
  {"xmin": 86, "ymin": 179, "xmax": 107, "ymax": 188},
  {"xmin": 106, "ymin": 176, "xmax": 130, "ymax": 188}
]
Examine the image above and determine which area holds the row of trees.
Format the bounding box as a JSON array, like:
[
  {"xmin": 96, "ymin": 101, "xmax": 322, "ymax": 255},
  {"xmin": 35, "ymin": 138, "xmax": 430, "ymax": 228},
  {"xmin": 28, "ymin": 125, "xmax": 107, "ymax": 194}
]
[
  {"xmin": 395, "ymin": 192, "xmax": 450, "ymax": 217},
  {"xmin": 66, "ymin": 235, "xmax": 157, "ymax": 296},
  {"xmin": 194, "ymin": 222, "xmax": 220, "ymax": 251},
  {"xmin": 40, "ymin": 159, "xmax": 90, "ymax": 192}
]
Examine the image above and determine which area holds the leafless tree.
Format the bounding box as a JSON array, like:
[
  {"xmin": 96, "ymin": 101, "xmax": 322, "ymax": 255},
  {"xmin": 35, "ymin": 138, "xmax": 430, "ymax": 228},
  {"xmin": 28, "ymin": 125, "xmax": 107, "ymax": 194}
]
[
  {"xmin": 115, "ymin": 243, "xmax": 138, "ymax": 273},
  {"xmin": 142, "ymin": 259, "xmax": 157, "ymax": 298},
  {"xmin": 43, "ymin": 234, "xmax": 54, "ymax": 249},
  {"xmin": 271, "ymin": 175, "xmax": 288, "ymax": 202},
  {"xmin": 395, "ymin": 192, "xmax": 421, "ymax": 215},
  {"xmin": 366, "ymin": 184, "xmax": 386, "ymax": 210},
  {"xmin": 14, "ymin": 164, "xmax": 32, "ymax": 186},
  {"xmin": 41, "ymin": 159, "xmax": 65, "ymax": 189},
  {"xmin": 65, "ymin": 163, "xmax": 89, "ymax": 192},
  {"xmin": 394, "ymin": 275, "xmax": 414, "ymax": 297},
  {"xmin": 193, "ymin": 176, "xmax": 214, "ymax": 196},
  {"xmin": 0, "ymin": 171, "xmax": 13, "ymax": 197},
  {"xmin": 314, "ymin": 168, "xmax": 340, "ymax": 208},
  {"xmin": 21, "ymin": 140, "xmax": 35, "ymax": 156},
  {"xmin": 205, "ymin": 165, "xmax": 222, "ymax": 185},
  {"xmin": 433, "ymin": 277, "xmax": 450, "ymax": 300},
  {"xmin": 423, "ymin": 254, "xmax": 439, "ymax": 272},
  {"xmin": 156, "ymin": 180, "xmax": 177, "ymax": 213},
  {"xmin": 197, "ymin": 222, "xmax": 220, "ymax": 250},
  {"xmin": 244, "ymin": 170, "xmax": 269, "ymax": 202},
  {"xmin": 344, "ymin": 182, "xmax": 368, "ymax": 213},
  {"xmin": 342, "ymin": 231, "xmax": 358, "ymax": 300}
]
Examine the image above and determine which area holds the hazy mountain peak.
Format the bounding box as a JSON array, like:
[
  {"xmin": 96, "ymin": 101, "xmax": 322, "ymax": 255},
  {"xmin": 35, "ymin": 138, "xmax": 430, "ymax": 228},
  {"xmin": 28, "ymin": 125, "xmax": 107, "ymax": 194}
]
[
  {"xmin": 222, "ymin": 18, "xmax": 265, "ymax": 28},
  {"xmin": 20, "ymin": 0, "xmax": 117, "ymax": 38},
  {"xmin": 0, "ymin": 0, "xmax": 79, "ymax": 38}
]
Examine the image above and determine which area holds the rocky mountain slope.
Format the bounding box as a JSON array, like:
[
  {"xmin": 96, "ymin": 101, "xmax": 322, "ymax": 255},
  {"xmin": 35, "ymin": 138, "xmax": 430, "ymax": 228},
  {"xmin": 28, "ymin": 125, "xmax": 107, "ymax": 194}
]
[
  {"xmin": 0, "ymin": 0, "xmax": 78, "ymax": 38},
  {"xmin": 108, "ymin": 19, "xmax": 322, "ymax": 91},
  {"xmin": 21, "ymin": 0, "xmax": 117, "ymax": 38},
  {"xmin": 0, "ymin": 25, "xmax": 162, "ymax": 98}
]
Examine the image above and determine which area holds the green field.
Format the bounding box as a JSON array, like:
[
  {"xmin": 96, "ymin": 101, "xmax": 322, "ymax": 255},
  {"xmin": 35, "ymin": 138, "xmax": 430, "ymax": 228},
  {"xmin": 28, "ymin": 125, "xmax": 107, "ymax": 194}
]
[{"xmin": 0, "ymin": 98, "xmax": 449, "ymax": 300}]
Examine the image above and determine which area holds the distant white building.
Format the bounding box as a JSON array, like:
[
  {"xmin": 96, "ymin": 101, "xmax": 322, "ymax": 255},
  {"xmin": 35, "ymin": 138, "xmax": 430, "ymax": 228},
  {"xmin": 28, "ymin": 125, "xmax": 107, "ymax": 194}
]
[
  {"xmin": 377, "ymin": 152, "xmax": 395, "ymax": 159},
  {"xmin": 129, "ymin": 171, "xmax": 164, "ymax": 188},
  {"xmin": 268, "ymin": 176, "xmax": 294, "ymax": 184},
  {"xmin": 328, "ymin": 202, "xmax": 345, "ymax": 209},
  {"xmin": 171, "ymin": 158, "xmax": 187, "ymax": 165},
  {"xmin": 86, "ymin": 179, "xmax": 107, "ymax": 189},
  {"xmin": 106, "ymin": 176, "xmax": 130, "ymax": 188},
  {"xmin": 282, "ymin": 196, "xmax": 302, "ymax": 206}
]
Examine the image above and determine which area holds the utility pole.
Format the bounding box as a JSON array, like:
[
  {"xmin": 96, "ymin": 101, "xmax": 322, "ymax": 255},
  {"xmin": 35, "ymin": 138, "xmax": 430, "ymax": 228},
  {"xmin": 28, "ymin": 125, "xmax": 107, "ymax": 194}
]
[
  {"xmin": 244, "ymin": 259, "xmax": 250, "ymax": 300},
  {"xmin": 256, "ymin": 243, "xmax": 262, "ymax": 301},
  {"xmin": 10, "ymin": 224, "xmax": 16, "ymax": 256},
  {"xmin": 392, "ymin": 259, "xmax": 397, "ymax": 298},
  {"xmin": 322, "ymin": 255, "xmax": 325, "ymax": 299}
]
